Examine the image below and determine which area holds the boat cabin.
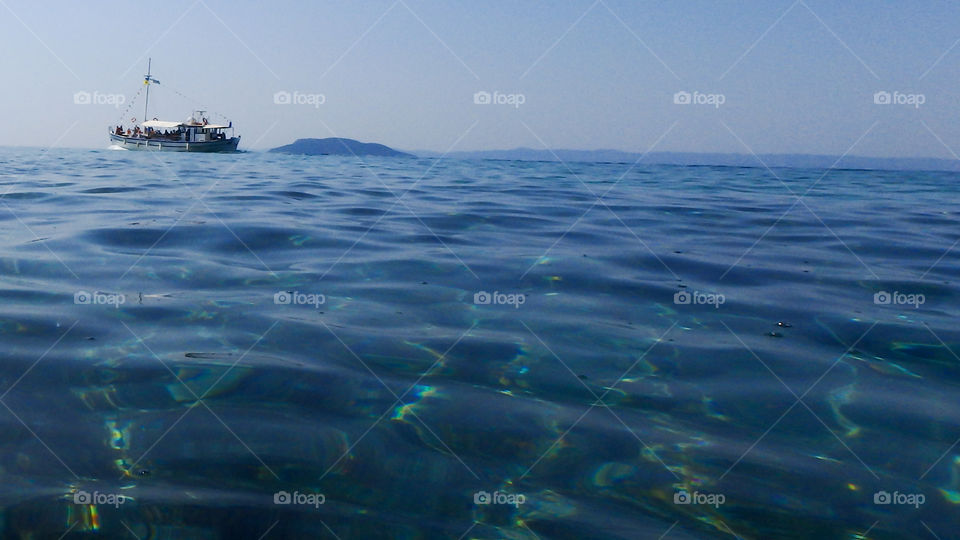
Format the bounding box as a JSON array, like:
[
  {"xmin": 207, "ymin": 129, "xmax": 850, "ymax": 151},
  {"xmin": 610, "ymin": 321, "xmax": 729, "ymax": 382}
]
[{"xmin": 135, "ymin": 116, "xmax": 232, "ymax": 143}]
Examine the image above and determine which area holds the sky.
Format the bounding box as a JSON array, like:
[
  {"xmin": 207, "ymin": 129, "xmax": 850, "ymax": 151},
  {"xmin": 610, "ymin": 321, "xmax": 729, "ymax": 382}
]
[{"xmin": 1, "ymin": 0, "xmax": 959, "ymax": 158}]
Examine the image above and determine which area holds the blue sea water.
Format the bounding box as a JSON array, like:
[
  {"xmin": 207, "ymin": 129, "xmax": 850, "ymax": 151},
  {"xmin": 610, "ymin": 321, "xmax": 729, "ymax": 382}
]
[{"xmin": 0, "ymin": 147, "xmax": 958, "ymax": 539}]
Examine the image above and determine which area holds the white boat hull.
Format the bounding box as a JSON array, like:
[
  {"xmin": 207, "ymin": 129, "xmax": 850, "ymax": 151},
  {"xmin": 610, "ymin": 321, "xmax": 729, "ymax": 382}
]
[{"xmin": 108, "ymin": 133, "xmax": 240, "ymax": 153}]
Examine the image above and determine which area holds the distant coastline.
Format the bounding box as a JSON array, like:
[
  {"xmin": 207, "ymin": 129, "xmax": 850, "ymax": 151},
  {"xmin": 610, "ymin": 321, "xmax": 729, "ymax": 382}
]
[
  {"xmin": 257, "ymin": 138, "xmax": 959, "ymax": 172},
  {"xmin": 406, "ymin": 148, "xmax": 960, "ymax": 173}
]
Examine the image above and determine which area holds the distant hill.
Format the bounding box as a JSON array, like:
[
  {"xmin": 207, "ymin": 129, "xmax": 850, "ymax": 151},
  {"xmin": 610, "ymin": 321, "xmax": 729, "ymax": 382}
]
[
  {"xmin": 407, "ymin": 148, "xmax": 960, "ymax": 172},
  {"xmin": 270, "ymin": 138, "xmax": 413, "ymax": 157}
]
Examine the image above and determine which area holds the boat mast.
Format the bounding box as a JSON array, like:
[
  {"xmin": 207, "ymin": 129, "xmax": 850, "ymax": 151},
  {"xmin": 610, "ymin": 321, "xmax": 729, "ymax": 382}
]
[
  {"xmin": 143, "ymin": 58, "xmax": 160, "ymax": 124},
  {"xmin": 143, "ymin": 59, "xmax": 150, "ymax": 124}
]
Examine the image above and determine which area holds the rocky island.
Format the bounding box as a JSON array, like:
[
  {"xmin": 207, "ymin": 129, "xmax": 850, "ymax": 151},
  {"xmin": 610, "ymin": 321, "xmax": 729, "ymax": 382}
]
[{"xmin": 269, "ymin": 138, "xmax": 413, "ymax": 158}]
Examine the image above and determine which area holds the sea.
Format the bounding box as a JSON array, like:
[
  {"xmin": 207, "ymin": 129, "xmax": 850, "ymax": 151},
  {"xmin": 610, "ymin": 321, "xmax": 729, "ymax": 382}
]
[{"xmin": 0, "ymin": 147, "xmax": 957, "ymax": 539}]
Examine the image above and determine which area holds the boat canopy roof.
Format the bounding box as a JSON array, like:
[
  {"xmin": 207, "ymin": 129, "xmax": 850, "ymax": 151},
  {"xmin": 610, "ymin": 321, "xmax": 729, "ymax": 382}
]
[
  {"xmin": 142, "ymin": 120, "xmax": 182, "ymax": 129},
  {"xmin": 142, "ymin": 120, "xmax": 230, "ymax": 130}
]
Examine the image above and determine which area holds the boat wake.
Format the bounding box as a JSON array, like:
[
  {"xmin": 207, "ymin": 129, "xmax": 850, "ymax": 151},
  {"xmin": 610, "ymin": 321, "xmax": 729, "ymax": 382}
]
[{"xmin": 107, "ymin": 144, "xmax": 128, "ymax": 151}]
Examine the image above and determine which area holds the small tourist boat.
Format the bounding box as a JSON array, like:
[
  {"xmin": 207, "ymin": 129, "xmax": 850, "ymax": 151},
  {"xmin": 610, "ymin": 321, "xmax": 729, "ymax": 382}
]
[{"xmin": 108, "ymin": 60, "xmax": 240, "ymax": 152}]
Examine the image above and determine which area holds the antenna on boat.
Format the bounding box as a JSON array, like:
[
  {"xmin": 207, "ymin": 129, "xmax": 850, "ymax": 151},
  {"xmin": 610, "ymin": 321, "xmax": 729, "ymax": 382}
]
[{"xmin": 142, "ymin": 58, "xmax": 160, "ymax": 125}]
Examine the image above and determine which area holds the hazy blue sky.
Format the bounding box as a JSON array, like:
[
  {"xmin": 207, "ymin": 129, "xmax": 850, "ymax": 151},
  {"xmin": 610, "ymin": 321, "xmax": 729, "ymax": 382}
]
[{"xmin": 1, "ymin": 0, "xmax": 959, "ymax": 157}]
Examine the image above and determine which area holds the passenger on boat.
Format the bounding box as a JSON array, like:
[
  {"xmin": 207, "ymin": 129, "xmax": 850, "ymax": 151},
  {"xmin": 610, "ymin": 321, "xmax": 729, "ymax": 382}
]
[{"xmin": 115, "ymin": 126, "xmax": 123, "ymax": 135}]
